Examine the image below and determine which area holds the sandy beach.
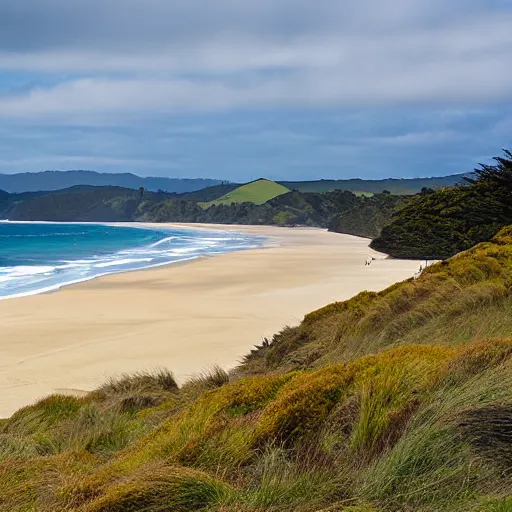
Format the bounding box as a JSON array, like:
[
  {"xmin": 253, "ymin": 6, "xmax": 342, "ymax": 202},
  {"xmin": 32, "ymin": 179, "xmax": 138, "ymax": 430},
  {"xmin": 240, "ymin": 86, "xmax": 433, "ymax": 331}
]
[{"xmin": 0, "ymin": 224, "xmax": 419, "ymax": 418}]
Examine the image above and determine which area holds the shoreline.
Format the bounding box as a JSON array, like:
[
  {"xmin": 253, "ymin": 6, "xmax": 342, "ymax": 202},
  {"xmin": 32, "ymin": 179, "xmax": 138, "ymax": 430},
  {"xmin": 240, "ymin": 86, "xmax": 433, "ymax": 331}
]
[
  {"xmin": 0, "ymin": 222, "xmax": 264, "ymax": 301},
  {"xmin": 0, "ymin": 224, "xmax": 419, "ymax": 418}
]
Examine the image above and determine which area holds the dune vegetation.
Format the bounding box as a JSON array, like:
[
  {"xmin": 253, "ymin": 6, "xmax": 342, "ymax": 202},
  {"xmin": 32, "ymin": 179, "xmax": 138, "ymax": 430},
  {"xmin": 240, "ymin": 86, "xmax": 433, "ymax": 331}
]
[{"xmin": 1, "ymin": 225, "xmax": 512, "ymax": 511}]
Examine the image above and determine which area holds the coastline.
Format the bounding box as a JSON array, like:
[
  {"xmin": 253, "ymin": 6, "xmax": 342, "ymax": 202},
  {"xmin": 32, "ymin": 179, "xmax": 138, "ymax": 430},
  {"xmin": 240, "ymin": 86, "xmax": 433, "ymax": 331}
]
[
  {"xmin": 0, "ymin": 224, "xmax": 419, "ymax": 418},
  {"xmin": 0, "ymin": 222, "xmax": 263, "ymax": 300}
]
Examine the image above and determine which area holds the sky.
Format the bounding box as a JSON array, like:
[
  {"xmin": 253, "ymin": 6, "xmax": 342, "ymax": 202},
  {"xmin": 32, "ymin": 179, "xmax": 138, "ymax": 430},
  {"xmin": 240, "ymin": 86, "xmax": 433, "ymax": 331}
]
[{"xmin": 0, "ymin": 0, "xmax": 511, "ymax": 181}]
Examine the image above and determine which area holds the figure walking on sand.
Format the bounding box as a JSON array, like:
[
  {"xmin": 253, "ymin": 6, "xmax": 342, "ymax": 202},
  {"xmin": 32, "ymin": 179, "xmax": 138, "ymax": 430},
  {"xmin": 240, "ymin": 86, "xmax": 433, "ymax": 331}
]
[{"xmin": 365, "ymin": 256, "xmax": 372, "ymax": 266}]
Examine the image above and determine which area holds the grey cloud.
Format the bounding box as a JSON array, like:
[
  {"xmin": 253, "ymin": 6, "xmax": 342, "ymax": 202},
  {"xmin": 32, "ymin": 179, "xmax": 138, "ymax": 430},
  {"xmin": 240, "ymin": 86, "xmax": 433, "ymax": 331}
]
[
  {"xmin": 0, "ymin": 0, "xmax": 510, "ymax": 120},
  {"xmin": 0, "ymin": 0, "xmax": 499, "ymax": 53},
  {"xmin": 0, "ymin": 0, "xmax": 346, "ymax": 51}
]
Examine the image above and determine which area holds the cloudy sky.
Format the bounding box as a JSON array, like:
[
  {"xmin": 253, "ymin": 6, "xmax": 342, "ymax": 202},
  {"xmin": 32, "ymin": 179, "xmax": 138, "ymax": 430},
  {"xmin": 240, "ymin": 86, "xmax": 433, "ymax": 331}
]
[{"xmin": 0, "ymin": 0, "xmax": 511, "ymax": 180}]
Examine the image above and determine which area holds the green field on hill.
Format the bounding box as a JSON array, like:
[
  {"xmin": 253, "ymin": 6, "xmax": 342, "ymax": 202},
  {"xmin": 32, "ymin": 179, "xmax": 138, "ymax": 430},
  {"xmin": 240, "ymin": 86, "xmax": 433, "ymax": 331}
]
[{"xmin": 200, "ymin": 179, "xmax": 290, "ymax": 208}]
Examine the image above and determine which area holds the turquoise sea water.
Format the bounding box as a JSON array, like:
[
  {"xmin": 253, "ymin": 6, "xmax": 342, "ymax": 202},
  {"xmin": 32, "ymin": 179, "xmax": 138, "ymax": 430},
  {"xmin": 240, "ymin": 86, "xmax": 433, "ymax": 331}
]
[{"xmin": 0, "ymin": 222, "xmax": 262, "ymax": 299}]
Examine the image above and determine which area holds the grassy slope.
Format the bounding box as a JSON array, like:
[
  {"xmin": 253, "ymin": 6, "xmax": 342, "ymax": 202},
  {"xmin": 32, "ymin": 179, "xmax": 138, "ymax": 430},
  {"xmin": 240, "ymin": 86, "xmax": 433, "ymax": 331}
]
[
  {"xmin": 200, "ymin": 179, "xmax": 291, "ymax": 208},
  {"xmin": 1, "ymin": 228, "xmax": 512, "ymax": 511},
  {"xmin": 179, "ymin": 183, "xmax": 240, "ymax": 202}
]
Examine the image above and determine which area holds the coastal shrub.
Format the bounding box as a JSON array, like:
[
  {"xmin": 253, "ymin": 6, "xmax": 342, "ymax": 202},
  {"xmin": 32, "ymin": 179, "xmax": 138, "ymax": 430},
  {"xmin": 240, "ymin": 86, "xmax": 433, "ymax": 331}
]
[
  {"xmin": 2, "ymin": 395, "xmax": 83, "ymax": 437},
  {"xmin": 0, "ymin": 451, "xmax": 100, "ymax": 512},
  {"xmin": 255, "ymin": 365, "xmax": 351, "ymax": 444},
  {"xmin": 232, "ymin": 446, "xmax": 347, "ymax": 512},
  {"xmin": 360, "ymin": 361, "xmax": 512, "ymax": 510},
  {"xmin": 371, "ymin": 156, "xmax": 512, "ymax": 260},
  {"xmin": 180, "ymin": 365, "xmax": 230, "ymax": 401},
  {"xmin": 81, "ymin": 463, "xmax": 233, "ymax": 512},
  {"xmin": 97, "ymin": 368, "xmax": 179, "ymax": 396}
]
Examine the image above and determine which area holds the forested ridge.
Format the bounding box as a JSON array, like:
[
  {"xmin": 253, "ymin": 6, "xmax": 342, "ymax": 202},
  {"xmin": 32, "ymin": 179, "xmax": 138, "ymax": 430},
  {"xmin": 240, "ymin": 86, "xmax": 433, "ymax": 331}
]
[{"xmin": 371, "ymin": 150, "xmax": 512, "ymax": 259}]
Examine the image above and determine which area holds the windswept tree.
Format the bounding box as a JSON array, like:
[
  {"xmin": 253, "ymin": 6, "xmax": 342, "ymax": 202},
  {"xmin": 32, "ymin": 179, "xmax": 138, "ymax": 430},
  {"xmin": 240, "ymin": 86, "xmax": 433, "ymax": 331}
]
[{"xmin": 467, "ymin": 149, "xmax": 512, "ymax": 191}]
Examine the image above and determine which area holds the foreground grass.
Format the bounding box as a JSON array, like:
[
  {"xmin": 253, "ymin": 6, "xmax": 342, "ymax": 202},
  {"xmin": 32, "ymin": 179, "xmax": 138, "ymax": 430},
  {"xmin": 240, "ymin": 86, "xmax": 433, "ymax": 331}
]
[{"xmin": 1, "ymin": 228, "xmax": 512, "ymax": 511}]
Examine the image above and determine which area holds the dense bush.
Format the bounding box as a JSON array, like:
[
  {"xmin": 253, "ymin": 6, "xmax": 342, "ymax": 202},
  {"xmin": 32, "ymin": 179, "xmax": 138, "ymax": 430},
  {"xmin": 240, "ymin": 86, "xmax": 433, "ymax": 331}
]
[
  {"xmin": 371, "ymin": 150, "xmax": 512, "ymax": 259},
  {"xmin": 328, "ymin": 193, "xmax": 405, "ymax": 238}
]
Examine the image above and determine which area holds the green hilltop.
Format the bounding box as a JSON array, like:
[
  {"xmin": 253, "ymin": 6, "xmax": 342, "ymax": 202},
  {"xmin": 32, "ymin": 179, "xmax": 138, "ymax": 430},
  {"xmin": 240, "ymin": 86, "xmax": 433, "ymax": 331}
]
[{"xmin": 199, "ymin": 179, "xmax": 291, "ymax": 208}]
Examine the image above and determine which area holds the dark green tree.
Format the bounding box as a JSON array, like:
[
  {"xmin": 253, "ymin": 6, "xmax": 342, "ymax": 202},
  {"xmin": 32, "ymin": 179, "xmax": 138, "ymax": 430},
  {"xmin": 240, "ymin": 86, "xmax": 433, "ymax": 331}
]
[{"xmin": 467, "ymin": 149, "xmax": 512, "ymax": 190}]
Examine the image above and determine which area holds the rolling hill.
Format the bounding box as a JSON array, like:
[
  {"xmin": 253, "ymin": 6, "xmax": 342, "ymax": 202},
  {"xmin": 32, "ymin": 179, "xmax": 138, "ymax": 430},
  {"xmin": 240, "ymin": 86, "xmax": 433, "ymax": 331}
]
[
  {"xmin": 0, "ymin": 170, "xmax": 222, "ymax": 194},
  {"xmin": 280, "ymin": 174, "xmax": 470, "ymax": 195},
  {"xmin": 179, "ymin": 183, "xmax": 239, "ymax": 202},
  {"xmin": 200, "ymin": 179, "xmax": 290, "ymax": 208},
  {"xmin": 5, "ymin": 186, "xmax": 176, "ymax": 222}
]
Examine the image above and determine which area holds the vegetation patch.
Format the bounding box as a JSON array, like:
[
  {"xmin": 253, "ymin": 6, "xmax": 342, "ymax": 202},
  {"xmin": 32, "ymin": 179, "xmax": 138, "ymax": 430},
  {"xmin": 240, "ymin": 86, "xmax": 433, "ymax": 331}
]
[{"xmin": 200, "ymin": 179, "xmax": 291, "ymax": 208}]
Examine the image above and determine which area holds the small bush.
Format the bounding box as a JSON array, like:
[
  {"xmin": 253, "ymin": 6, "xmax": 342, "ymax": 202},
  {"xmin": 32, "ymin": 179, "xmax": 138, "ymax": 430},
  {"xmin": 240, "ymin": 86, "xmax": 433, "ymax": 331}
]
[
  {"xmin": 181, "ymin": 365, "xmax": 230, "ymax": 400},
  {"xmin": 2, "ymin": 395, "xmax": 83, "ymax": 436},
  {"xmin": 98, "ymin": 368, "xmax": 178, "ymax": 396},
  {"xmin": 82, "ymin": 463, "xmax": 232, "ymax": 512},
  {"xmin": 255, "ymin": 365, "xmax": 352, "ymax": 444}
]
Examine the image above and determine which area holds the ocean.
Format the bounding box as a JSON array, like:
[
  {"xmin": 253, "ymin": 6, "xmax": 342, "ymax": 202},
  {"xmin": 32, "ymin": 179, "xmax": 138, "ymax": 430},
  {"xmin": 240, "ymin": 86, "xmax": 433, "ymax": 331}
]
[{"xmin": 0, "ymin": 222, "xmax": 262, "ymax": 300}]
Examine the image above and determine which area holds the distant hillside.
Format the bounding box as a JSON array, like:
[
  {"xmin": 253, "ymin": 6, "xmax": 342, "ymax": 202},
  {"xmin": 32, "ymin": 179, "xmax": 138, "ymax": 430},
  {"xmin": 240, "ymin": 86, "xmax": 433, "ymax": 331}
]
[
  {"xmin": 6, "ymin": 186, "xmax": 175, "ymax": 222},
  {"xmin": 200, "ymin": 179, "xmax": 290, "ymax": 208},
  {"xmin": 371, "ymin": 150, "xmax": 512, "ymax": 259},
  {"xmin": 179, "ymin": 183, "xmax": 239, "ymax": 202},
  {"xmin": 328, "ymin": 193, "xmax": 406, "ymax": 239},
  {"xmin": 0, "ymin": 189, "xmax": 51, "ymax": 219},
  {"xmin": 281, "ymin": 173, "xmax": 469, "ymax": 195},
  {"xmin": 0, "ymin": 170, "xmax": 223, "ymax": 194},
  {"xmin": 0, "ymin": 170, "xmax": 469, "ymax": 197},
  {"xmin": 6, "ymin": 184, "xmax": 390, "ymax": 235},
  {"xmin": 141, "ymin": 189, "xmax": 365, "ymax": 226}
]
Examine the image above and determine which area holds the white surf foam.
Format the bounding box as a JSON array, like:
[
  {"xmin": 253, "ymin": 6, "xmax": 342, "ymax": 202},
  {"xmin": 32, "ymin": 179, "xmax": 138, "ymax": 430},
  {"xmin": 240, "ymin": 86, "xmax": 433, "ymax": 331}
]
[{"xmin": 0, "ymin": 224, "xmax": 265, "ymax": 300}]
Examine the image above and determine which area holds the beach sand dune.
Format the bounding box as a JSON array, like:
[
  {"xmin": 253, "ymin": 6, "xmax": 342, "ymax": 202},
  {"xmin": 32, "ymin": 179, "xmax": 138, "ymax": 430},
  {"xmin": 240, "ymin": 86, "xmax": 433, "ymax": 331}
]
[{"xmin": 0, "ymin": 225, "xmax": 419, "ymax": 417}]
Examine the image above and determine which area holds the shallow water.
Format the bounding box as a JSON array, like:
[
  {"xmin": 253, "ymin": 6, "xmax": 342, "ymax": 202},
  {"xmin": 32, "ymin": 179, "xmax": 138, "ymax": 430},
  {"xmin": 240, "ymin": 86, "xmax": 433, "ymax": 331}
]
[{"xmin": 0, "ymin": 222, "xmax": 262, "ymax": 299}]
